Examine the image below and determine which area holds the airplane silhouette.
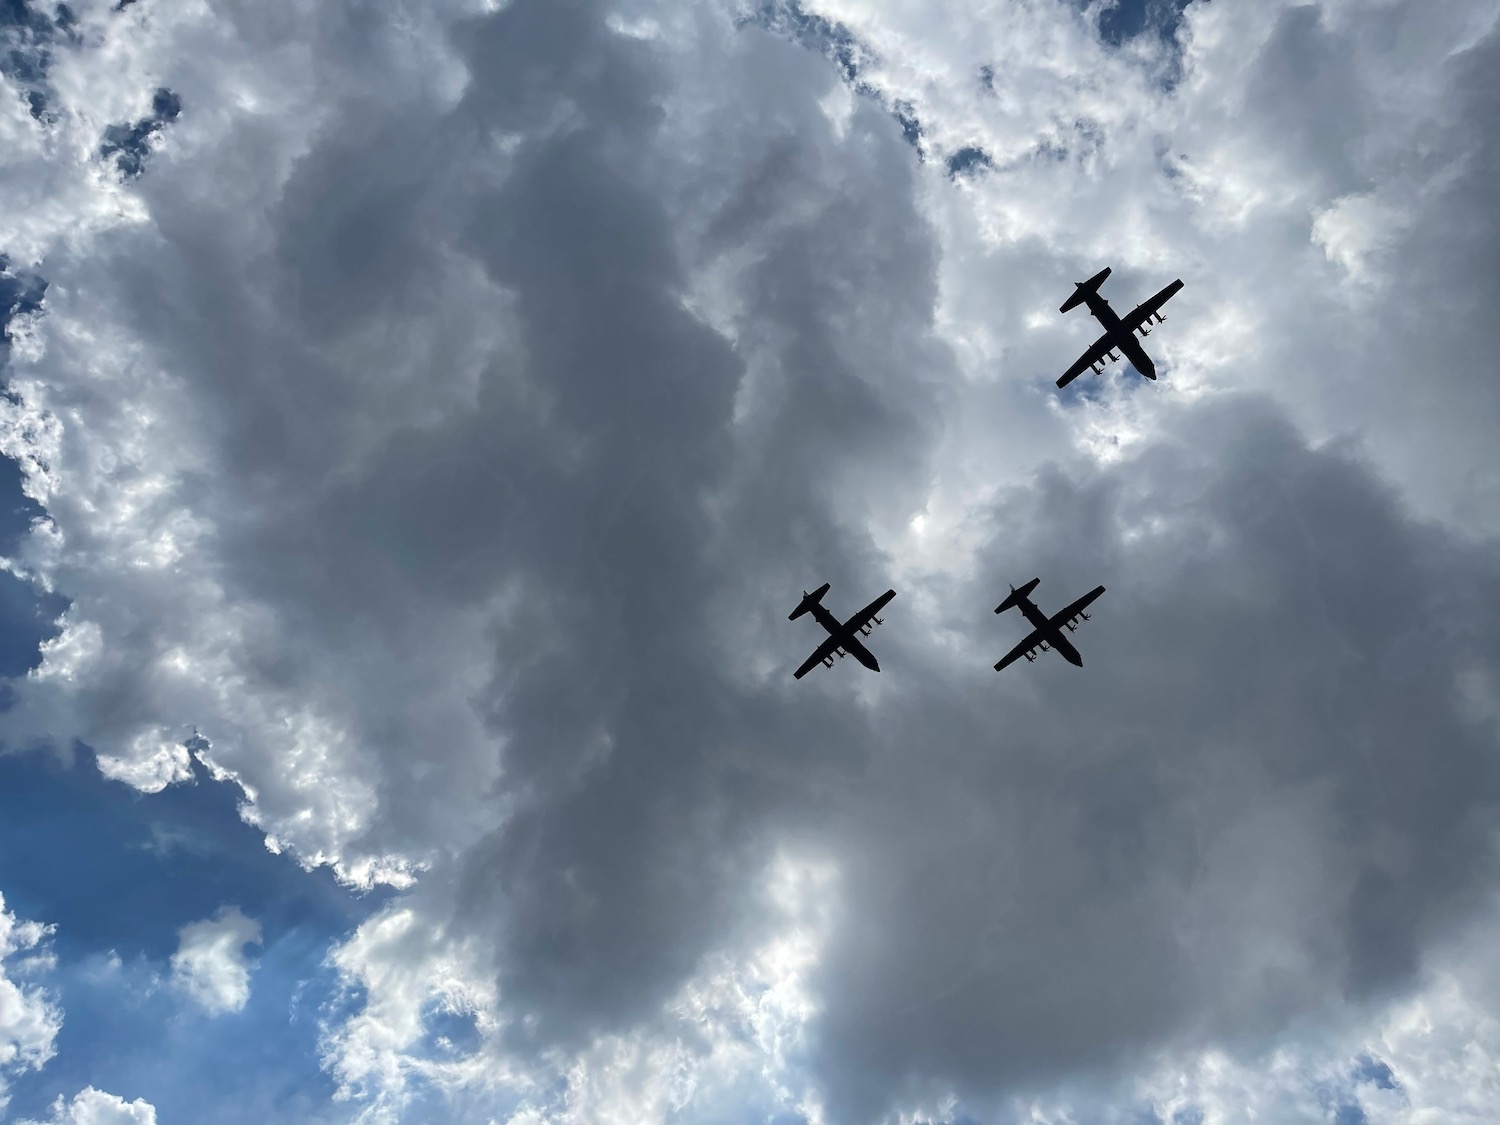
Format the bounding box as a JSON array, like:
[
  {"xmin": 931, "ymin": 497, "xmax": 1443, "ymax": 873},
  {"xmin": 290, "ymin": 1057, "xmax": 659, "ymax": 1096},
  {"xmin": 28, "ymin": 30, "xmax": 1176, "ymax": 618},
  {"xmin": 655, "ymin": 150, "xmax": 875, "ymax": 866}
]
[
  {"xmin": 789, "ymin": 583, "xmax": 896, "ymax": 679},
  {"xmin": 1056, "ymin": 267, "xmax": 1182, "ymax": 388},
  {"xmin": 993, "ymin": 578, "xmax": 1106, "ymax": 670}
]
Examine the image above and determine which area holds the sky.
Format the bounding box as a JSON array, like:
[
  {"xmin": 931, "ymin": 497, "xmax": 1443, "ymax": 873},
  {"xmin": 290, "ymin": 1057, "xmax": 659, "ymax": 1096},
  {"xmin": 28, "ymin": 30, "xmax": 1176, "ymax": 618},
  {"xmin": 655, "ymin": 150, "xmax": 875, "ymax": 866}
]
[{"xmin": 2, "ymin": 0, "xmax": 1500, "ymax": 1122}]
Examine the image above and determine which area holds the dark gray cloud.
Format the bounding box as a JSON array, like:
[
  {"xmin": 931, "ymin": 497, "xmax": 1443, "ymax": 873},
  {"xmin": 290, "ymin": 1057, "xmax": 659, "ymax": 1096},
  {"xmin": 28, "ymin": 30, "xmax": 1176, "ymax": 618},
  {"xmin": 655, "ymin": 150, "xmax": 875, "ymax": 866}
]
[
  {"xmin": 355, "ymin": 0, "xmax": 950, "ymax": 1047},
  {"xmin": 1182, "ymin": 4, "xmax": 1500, "ymax": 531},
  {"xmin": 311, "ymin": 2, "xmax": 1500, "ymax": 1113},
  {"xmin": 802, "ymin": 394, "xmax": 1500, "ymax": 1119},
  {"xmin": 4, "ymin": 0, "xmax": 1500, "ymax": 1121}
]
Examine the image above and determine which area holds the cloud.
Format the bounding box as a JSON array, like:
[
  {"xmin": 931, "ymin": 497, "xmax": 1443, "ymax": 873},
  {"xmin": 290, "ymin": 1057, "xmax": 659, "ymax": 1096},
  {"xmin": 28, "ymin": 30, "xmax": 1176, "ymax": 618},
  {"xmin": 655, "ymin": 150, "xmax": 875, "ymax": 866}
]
[
  {"xmin": 16, "ymin": 1087, "xmax": 158, "ymax": 1125},
  {"xmin": 319, "ymin": 850, "xmax": 835, "ymax": 1124},
  {"xmin": 0, "ymin": 890, "xmax": 61, "ymax": 1112},
  {"xmin": 796, "ymin": 392, "xmax": 1500, "ymax": 1119},
  {"xmin": 2, "ymin": 0, "xmax": 1500, "ymax": 1121},
  {"xmin": 168, "ymin": 906, "xmax": 261, "ymax": 1016}
]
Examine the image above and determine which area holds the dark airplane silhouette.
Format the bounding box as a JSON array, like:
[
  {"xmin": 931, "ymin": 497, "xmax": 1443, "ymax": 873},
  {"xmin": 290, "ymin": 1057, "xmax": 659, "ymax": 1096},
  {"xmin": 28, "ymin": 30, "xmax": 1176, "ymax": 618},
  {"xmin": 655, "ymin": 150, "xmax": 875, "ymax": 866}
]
[
  {"xmin": 790, "ymin": 583, "xmax": 896, "ymax": 679},
  {"xmin": 1056, "ymin": 267, "xmax": 1183, "ymax": 388},
  {"xmin": 993, "ymin": 578, "xmax": 1106, "ymax": 670}
]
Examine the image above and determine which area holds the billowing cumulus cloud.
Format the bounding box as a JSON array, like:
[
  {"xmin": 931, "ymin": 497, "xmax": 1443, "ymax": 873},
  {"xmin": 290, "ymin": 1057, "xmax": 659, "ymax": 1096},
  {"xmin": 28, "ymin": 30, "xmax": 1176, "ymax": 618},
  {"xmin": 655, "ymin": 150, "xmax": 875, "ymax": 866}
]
[
  {"xmin": 17, "ymin": 1086, "xmax": 159, "ymax": 1125},
  {"xmin": 0, "ymin": 891, "xmax": 61, "ymax": 1112},
  {"xmin": 2, "ymin": 0, "xmax": 1500, "ymax": 1121},
  {"xmin": 169, "ymin": 905, "xmax": 261, "ymax": 1015}
]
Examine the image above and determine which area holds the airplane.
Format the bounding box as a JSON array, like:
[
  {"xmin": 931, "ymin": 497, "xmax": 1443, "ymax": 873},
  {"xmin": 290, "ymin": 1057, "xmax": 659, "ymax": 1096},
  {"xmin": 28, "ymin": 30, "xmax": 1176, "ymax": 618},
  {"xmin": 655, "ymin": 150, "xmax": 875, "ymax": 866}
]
[
  {"xmin": 789, "ymin": 582, "xmax": 897, "ymax": 680},
  {"xmin": 992, "ymin": 578, "xmax": 1106, "ymax": 671},
  {"xmin": 1055, "ymin": 267, "xmax": 1183, "ymax": 388}
]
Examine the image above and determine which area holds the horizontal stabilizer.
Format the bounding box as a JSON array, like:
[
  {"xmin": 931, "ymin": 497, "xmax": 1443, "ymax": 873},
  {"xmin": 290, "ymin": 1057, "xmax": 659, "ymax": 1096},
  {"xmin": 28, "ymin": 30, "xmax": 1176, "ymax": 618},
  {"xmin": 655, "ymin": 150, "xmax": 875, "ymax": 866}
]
[
  {"xmin": 995, "ymin": 577, "xmax": 1041, "ymax": 614},
  {"xmin": 1060, "ymin": 266, "xmax": 1111, "ymax": 313},
  {"xmin": 789, "ymin": 582, "xmax": 831, "ymax": 621}
]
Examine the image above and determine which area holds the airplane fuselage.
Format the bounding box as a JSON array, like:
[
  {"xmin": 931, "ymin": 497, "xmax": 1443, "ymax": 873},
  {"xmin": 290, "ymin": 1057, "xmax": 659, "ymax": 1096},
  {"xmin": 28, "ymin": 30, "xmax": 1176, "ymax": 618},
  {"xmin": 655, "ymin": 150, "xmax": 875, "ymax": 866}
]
[
  {"xmin": 806, "ymin": 603, "xmax": 881, "ymax": 671},
  {"xmin": 1014, "ymin": 597, "xmax": 1083, "ymax": 666},
  {"xmin": 1079, "ymin": 293, "xmax": 1156, "ymax": 380}
]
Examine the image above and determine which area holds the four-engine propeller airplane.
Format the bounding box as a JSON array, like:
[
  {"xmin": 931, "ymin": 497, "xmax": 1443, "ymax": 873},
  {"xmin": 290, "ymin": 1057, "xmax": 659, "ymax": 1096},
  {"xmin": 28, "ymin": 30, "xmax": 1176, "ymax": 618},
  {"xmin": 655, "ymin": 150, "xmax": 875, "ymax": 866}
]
[
  {"xmin": 788, "ymin": 271, "xmax": 1183, "ymax": 681},
  {"xmin": 1056, "ymin": 267, "xmax": 1183, "ymax": 388},
  {"xmin": 790, "ymin": 583, "xmax": 897, "ymax": 679},
  {"xmin": 993, "ymin": 578, "xmax": 1106, "ymax": 671}
]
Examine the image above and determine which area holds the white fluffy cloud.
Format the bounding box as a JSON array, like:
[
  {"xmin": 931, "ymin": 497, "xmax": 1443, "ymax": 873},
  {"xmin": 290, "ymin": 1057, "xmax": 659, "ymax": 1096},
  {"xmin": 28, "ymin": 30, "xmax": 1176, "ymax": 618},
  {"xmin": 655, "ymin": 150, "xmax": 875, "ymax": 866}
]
[
  {"xmin": 4, "ymin": 0, "xmax": 1500, "ymax": 1121},
  {"xmin": 0, "ymin": 892, "xmax": 61, "ymax": 1113},
  {"xmin": 168, "ymin": 906, "xmax": 262, "ymax": 1016},
  {"xmin": 16, "ymin": 1087, "xmax": 159, "ymax": 1125},
  {"xmin": 319, "ymin": 851, "xmax": 835, "ymax": 1124}
]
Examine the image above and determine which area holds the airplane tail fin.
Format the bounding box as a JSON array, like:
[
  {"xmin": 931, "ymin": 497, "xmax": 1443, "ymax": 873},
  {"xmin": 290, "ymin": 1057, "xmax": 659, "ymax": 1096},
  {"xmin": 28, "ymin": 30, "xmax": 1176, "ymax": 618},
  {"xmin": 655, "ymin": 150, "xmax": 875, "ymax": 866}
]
[
  {"xmin": 995, "ymin": 578, "xmax": 1041, "ymax": 614},
  {"xmin": 1060, "ymin": 266, "xmax": 1111, "ymax": 313},
  {"xmin": 789, "ymin": 582, "xmax": 832, "ymax": 621}
]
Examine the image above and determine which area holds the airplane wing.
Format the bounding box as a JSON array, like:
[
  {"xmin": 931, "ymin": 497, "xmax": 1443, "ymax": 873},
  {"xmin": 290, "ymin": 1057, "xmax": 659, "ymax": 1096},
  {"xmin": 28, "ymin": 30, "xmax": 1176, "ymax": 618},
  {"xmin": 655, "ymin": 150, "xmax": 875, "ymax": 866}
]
[
  {"xmin": 1049, "ymin": 585, "xmax": 1106, "ymax": 628},
  {"xmin": 794, "ymin": 635, "xmax": 843, "ymax": 679},
  {"xmin": 1056, "ymin": 332, "xmax": 1115, "ymax": 389},
  {"xmin": 1119, "ymin": 279, "xmax": 1184, "ymax": 334},
  {"xmin": 994, "ymin": 628, "xmax": 1045, "ymax": 671},
  {"xmin": 845, "ymin": 589, "xmax": 896, "ymax": 632}
]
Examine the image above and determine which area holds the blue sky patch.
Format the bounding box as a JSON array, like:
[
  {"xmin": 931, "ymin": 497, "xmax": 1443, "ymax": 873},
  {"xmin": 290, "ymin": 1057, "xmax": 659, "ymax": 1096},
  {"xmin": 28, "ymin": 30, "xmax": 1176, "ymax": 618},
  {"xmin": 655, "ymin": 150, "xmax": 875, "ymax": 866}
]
[
  {"xmin": 0, "ymin": 255, "xmax": 380, "ymax": 1120},
  {"xmin": 99, "ymin": 86, "xmax": 182, "ymax": 179},
  {"xmin": 1089, "ymin": 0, "xmax": 1198, "ymax": 89},
  {"xmin": 1096, "ymin": 0, "xmax": 1194, "ymax": 47},
  {"xmin": 0, "ymin": 747, "xmax": 389, "ymax": 1123},
  {"xmin": 1, "ymin": 255, "xmax": 47, "ymax": 329},
  {"xmin": 1, "ymin": 0, "xmax": 69, "ymax": 119},
  {"xmin": 741, "ymin": 2, "xmax": 934, "ymax": 160},
  {"xmin": 946, "ymin": 145, "xmax": 993, "ymax": 179},
  {"xmin": 1353, "ymin": 1052, "xmax": 1399, "ymax": 1091}
]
